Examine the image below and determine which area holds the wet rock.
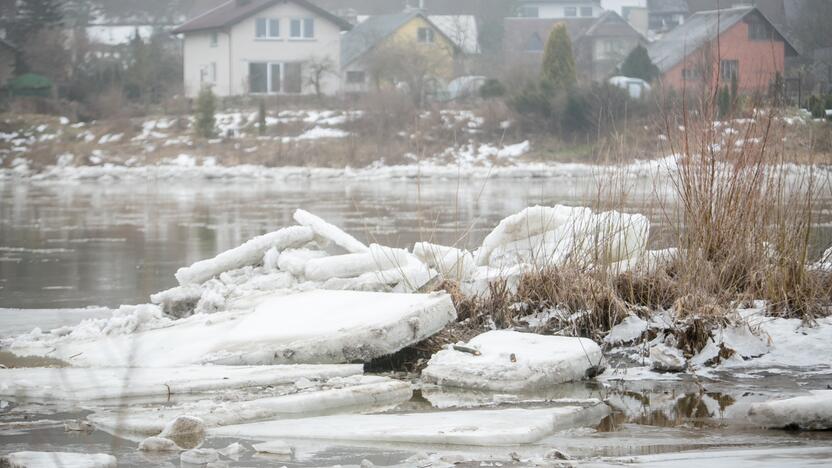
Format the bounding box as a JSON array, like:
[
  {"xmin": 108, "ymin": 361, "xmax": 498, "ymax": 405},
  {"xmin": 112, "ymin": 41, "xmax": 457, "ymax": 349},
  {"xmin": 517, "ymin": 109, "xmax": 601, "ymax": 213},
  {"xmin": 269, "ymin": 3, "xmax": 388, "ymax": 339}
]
[
  {"xmin": 138, "ymin": 436, "xmax": 182, "ymax": 452},
  {"xmin": 180, "ymin": 448, "xmax": 218, "ymax": 465},
  {"xmin": 544, "ymin": 448, "xmax": 572, "ymax": 460},
  {"xmin": 159, "ymin": 415, "xmax": 205, "ymax": 449},
  {"xmin": 748, "ymin": 390, "xmax": 832, "ymax": 430},
  {"xmin": 650, "ymin": 344, "xmax": 686, "ymax": 372}
]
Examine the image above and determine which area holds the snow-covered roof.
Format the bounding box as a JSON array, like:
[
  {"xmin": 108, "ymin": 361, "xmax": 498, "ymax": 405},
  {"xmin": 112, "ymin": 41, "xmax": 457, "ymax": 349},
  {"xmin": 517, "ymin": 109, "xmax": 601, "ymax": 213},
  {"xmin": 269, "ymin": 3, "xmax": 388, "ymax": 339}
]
[
  {"xmin": 428, "ymin": 15, "xmax": 480, "ymax": 54},
  {"xmin": 172, "ymin": 0, "xmax": 352, "ymax": 34}
]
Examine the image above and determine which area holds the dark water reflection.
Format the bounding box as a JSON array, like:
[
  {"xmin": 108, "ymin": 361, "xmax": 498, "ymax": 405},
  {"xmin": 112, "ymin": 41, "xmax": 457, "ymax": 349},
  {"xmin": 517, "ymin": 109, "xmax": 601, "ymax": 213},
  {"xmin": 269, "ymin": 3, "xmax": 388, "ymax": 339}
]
[{"xmin": 2, "ymin": 178, "xmax": 831, "ymax": 309}]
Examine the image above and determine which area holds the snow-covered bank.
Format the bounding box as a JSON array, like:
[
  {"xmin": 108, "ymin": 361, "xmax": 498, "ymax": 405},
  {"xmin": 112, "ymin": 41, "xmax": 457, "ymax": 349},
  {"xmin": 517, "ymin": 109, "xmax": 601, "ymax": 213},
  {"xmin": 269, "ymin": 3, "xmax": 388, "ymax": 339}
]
[{"xmin": 2, "ymin": 157, "xmax": 680, "ymax": 182}]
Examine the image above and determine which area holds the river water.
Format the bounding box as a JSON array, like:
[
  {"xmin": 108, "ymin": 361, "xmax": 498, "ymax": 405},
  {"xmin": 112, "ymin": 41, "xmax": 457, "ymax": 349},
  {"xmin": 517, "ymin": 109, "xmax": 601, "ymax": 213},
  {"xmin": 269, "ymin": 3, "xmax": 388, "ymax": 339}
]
[{"xmin": 1, "ymin": 177, "xmax": 831, "ymax": 466}]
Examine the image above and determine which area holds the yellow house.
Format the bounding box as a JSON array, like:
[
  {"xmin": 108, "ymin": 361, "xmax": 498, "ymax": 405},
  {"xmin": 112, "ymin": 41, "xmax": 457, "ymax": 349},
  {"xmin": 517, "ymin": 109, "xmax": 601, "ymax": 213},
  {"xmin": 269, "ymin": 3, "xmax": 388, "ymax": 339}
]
[{"xmin": 341, "ymin": 11, "xmax": 460, "ymax": 98}]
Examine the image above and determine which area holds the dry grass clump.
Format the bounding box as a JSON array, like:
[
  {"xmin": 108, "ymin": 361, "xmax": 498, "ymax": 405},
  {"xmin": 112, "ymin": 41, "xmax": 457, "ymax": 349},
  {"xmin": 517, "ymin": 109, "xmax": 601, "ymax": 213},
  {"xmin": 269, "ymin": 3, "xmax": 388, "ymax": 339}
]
[{"xmin": 424, "ymin": 98, "xmax": 830, "ymax": 356}]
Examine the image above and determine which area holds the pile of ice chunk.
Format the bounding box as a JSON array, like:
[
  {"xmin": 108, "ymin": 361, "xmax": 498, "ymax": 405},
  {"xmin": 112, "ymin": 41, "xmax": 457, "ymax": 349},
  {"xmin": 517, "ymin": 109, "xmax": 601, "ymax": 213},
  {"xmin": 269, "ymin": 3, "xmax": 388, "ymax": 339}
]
[
  {"xmin": 147, "ymin": 205, "xmax": 652, "ymax": 318},
  {"xmin": 151, "ymin": 209, "xmax": 436, "ymax": 318}
]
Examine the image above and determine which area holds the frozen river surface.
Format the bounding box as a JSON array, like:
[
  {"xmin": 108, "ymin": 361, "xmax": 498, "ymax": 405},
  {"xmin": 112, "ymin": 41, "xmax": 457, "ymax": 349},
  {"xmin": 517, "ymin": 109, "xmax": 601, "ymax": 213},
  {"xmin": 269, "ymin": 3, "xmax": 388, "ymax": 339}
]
[{"xmin": 1, "ymin": 177, "xmax": 831, "ymax": 467}]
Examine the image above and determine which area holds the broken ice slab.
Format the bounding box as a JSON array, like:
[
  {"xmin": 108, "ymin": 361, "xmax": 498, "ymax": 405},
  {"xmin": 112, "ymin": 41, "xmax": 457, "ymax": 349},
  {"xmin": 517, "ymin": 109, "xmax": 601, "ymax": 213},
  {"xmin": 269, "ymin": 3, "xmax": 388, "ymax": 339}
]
[
  {"xmin": 175, "ymin": 225, "xmax": 315, "ymax": 285},
  {"xmin": 209, "ymin": 404, "xmax": 610, "ymax": 446},
  {"xmin": 422, "ymin": 330, "xmax": 604, "ymax": 392},
  {"xmin": 293, "ymin": 209, "xmax": 368, "ymax": 254},
  {"xmin": 88, "ymin": 375, "xmax": 412, "ymax": 436},
  {"xmin": 0, "ymin": 365, "xmax": 362, "ymax": 402},
  {"xmin": 747, "ymin": 390, "xmax": 832, "ymax": 430},
  {"xmin": 5, "ymin": 290, "xmax": 456, "ymax": 367},
  {"xmin": 421, "ymin": 383, "xmax": 602, "ymax": 409},
  {"xmin": 1, "ymin": 452, "xmax": 117, "ymax": 468}
]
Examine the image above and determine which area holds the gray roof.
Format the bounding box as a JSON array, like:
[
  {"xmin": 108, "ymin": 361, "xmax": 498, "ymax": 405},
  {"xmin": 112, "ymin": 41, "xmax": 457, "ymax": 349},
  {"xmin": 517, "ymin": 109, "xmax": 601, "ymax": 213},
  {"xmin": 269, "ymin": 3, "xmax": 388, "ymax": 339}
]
[
  {"xmin": 341, "ymin": 11, "xmax": 457, "ymax": 67},
  {"xmin": 647, "ymin": 0, "xmax": 689, "ymax": 15},
  {"xmin": 172, "ymin": 0, "xmax": 351, "ymax": 34},
  {"xmin": 647, "ymin": 6, "xmax": 794, "ymax": 73}
]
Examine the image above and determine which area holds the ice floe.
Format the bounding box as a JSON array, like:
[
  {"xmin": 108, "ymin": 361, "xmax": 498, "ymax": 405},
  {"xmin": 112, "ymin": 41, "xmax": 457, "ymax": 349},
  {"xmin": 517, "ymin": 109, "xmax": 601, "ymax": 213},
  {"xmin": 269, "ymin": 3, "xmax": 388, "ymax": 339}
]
[
  {"xmin": 0, "ymin": 365, "xmax": 362, "ymax": 402},
  {"xmin": 88, "ymin": 375, "xmax": 412, "ymax": 435},
  {"xmin": 6, "ymin": 290, "xmax": 455, "ymax": 367},
  {"xmin": 1, "ymin": 452, "xmax": 117, "ymax": 468},
  {"xmin": 422, "ymin": 331, "xmax": 604, "ymax": 392},
  {"xmin": 747, "ymin": 390, "xmax": 832, "ymax": 430},
  {"xmin": 210, "ymin": 405, "xmax": 610, "ymax": 446}
]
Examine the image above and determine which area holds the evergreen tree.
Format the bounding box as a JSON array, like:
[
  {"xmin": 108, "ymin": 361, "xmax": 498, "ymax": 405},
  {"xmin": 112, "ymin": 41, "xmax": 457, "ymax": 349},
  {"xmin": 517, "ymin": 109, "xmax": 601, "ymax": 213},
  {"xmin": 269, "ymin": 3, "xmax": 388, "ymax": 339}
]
[
  {"xmin": 619, "ymin": 45, "xmax": 659, "ymax": 82},
  {"xmin": 124, "ymin": 29, "xmax": 151, "ymax": 102},
  {"xmin": 541, "ymin": 24, "xmax": 576, "ymax": 91},
  {"xmin": 10, "ymin": 0, "xmax": 63, "ymax": 43},
  {"xmin": 195, "ymin": 87, "xmax": 216, "ymax": 139},
  {"xmin": 258, "ymin": 99, "xmax": 267, "ymax": 136}
]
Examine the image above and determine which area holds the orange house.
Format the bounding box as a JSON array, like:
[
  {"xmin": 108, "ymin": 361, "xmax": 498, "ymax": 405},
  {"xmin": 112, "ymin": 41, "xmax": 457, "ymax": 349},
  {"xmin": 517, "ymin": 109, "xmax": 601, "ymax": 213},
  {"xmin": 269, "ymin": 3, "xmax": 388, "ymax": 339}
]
[{"xmin": 647, "ymin": 6, "xmax": 797, "ymax": 94}]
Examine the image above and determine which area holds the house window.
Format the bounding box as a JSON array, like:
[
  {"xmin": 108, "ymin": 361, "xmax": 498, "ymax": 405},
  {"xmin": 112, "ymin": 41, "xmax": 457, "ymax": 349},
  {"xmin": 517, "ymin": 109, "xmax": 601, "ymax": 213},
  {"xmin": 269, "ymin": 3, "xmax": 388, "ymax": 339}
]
[
  {"xmin": 526, "ymin": 33, "xmax": 543, "ymax": 52},
  {"xmin": 255, "ymin": 17, "xmax": 280, "ymax": 39},
  {"xmin": 580, "ymin": 6, "xmax": 593, "ymax": 17},
  {"xmin": 284, "ymin": 62, "xmax": 303, "ymax": 93},
  {"xmin": 682, "ymin": 68, "xmax": 701, "ymax": 80},
  {"xmin": 564, "ymin": 7, "xmax": 577, "ymax": 17},
  {"xmin": 418, "ymin": 27, "xmax": 435, "ymax": 43},
  {"xmin": 290, "ymin": 18, "xmax": 314, "ymax": 39},
  {"xmin": 518, "ymin": 6, "xmax": 538, "ymax": 18},
  {"xmin": 249, "ymin": 61, "xmax": 303, "ymax": 94},
  {"xmin": 346, "ymin": 71, "xmax": 365, "ymax": 84},
  {"xmin": 210, "ymin": 32, "xmax": 218, "ymax": 47},
  {"xmin": 720, "ymin": 60, "xmax": 739, "ymax": 81},
  {"xmin": 200, "ymin": 63, "xmax": 217, "ymax": 83},
  {"xmin": 249, "ymin": 62, "xmax": 268, "ymax": 93},
  {"xmin": 622, "ymin": 6, "xmax": 633, "ymax": 21}
]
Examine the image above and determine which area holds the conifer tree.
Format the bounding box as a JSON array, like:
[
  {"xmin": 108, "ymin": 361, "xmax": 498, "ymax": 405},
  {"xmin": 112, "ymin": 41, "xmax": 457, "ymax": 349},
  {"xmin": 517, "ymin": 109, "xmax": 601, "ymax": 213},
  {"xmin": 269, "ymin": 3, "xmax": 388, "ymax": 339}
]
[
  {"xmin": 541, "ymin": 24, "xmax": 576, "ymax": 91},
  {"xmin": 619, "ymin": 45, "xmax": 659, "ymax": 82},
  {"xmin": 195, "ymin": 87, "xmax": 217, "ymax": 139}
]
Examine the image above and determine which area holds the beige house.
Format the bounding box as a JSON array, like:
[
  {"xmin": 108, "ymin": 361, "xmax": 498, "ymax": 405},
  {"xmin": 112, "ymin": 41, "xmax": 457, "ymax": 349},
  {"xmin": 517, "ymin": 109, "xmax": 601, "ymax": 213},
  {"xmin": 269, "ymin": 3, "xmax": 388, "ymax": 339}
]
[{"xmin": 173, "ymin": 0, "xmax": 352, "ymax": 97}]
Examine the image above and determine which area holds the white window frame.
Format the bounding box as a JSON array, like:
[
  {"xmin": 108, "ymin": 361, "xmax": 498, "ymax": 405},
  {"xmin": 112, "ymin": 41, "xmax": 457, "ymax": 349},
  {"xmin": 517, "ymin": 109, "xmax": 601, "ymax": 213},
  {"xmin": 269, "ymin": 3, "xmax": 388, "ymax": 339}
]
[
  {"xmin": 248, "ymin": 61, "xmax": 304, "ymax": 94},
  {"xmin": 417, "ymin": 27, "xmax": 435, "ymax": 43},
  {"xmin": 564, "ymin": 6, "xmax": 577, "ymax": 17},
  {"xmin": 249, "ymin": 61, "xmax": 281, "ymax": 94},
  {"xmin": 289, "ymin": 17, "xmax": 315, "ymax": 39},
  {"xmin": 255, "ymin": 17, "xmax": 281, "ymax": 40},
  {"xmin": 210, "ymin": 31, "xmax": 218, "ymax": 47}
]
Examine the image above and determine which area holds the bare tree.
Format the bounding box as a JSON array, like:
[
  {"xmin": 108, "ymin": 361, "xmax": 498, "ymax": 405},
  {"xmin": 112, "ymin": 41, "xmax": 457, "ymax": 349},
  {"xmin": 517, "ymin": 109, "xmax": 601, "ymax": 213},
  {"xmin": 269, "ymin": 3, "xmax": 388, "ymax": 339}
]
[
  {"xmin": 305, "ymin": 56, "xmax": 336, "ymax": 99},
  {"xmin": 363, "ymin": 37, "xmax": 453, "ymax": 106}
]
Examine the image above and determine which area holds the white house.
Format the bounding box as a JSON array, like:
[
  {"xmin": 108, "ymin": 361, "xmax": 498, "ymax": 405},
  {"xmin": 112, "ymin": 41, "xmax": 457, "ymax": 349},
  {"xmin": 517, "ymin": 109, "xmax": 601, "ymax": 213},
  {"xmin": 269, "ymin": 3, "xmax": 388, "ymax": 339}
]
[
  {"xmin": 172, "ymin": 0, "xmax": 352, "ymax": 97},
  {"xmin": 514, "ymin": 0, "xmax": 604, "ymax": 19}
]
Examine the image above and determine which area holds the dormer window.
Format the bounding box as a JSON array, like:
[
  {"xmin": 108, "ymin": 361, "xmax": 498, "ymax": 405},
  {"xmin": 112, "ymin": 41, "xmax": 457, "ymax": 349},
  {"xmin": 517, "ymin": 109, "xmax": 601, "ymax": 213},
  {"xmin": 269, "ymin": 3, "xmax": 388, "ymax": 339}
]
[
  {"xmin": 255, "ymin": 17, "xmax": 280, "ymax": 39},
  {"xmin": 564, "ymin": 7, "xmax": 577, "ymax": 17},
  {"xmin": 418, "ymin": 27, "xmax": 434, "ymax": 43},
  {"xmin": 580, "ymin": 6, "xmax": 593, "ymax": 17}
]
